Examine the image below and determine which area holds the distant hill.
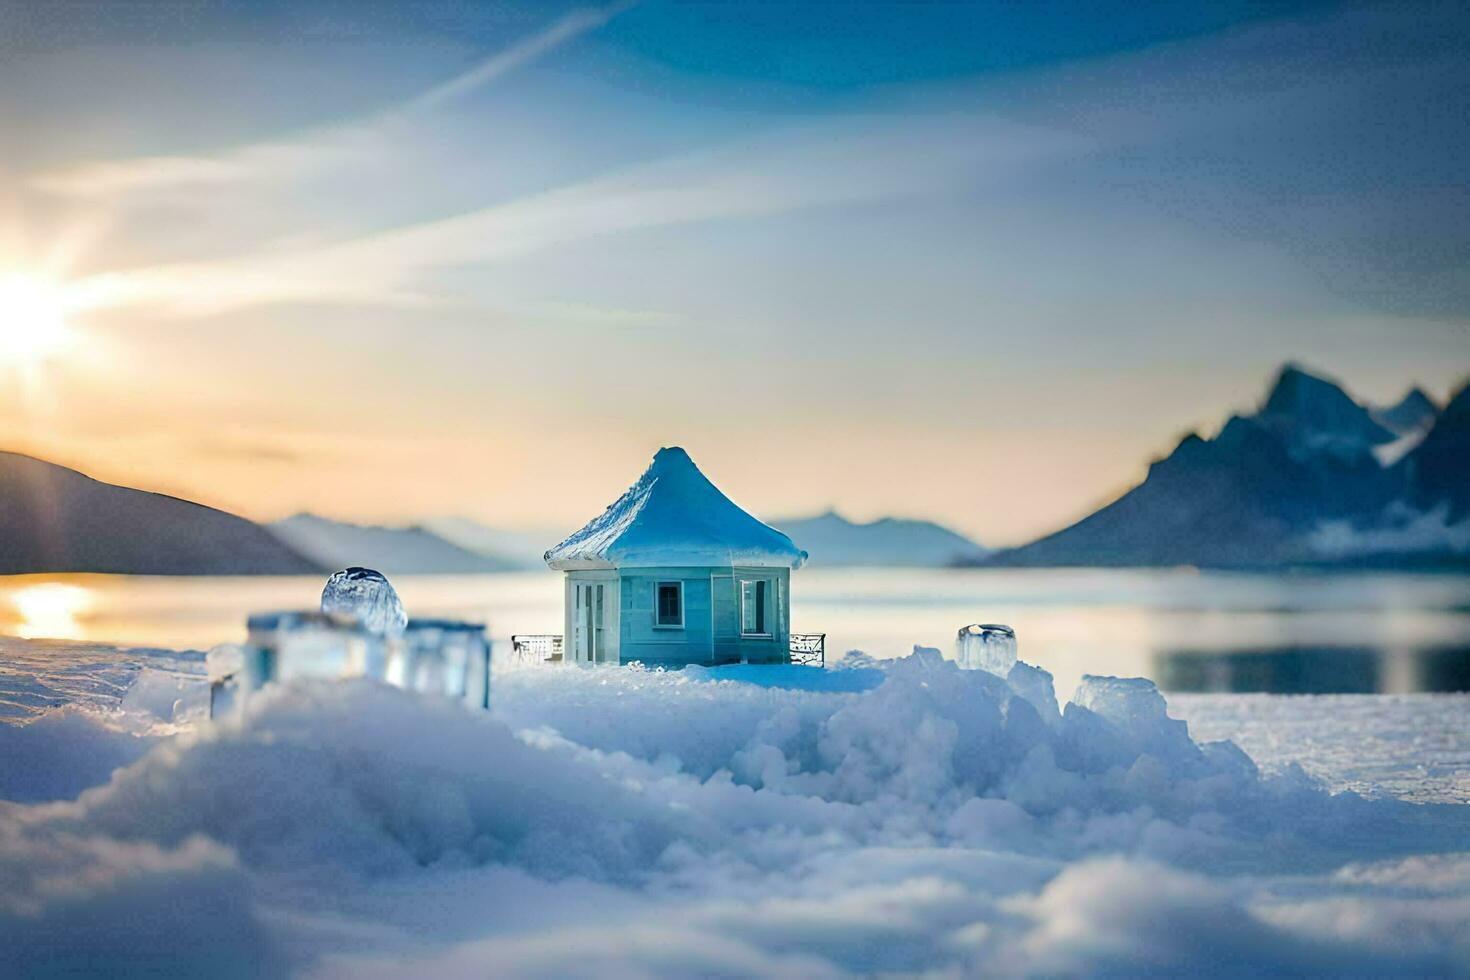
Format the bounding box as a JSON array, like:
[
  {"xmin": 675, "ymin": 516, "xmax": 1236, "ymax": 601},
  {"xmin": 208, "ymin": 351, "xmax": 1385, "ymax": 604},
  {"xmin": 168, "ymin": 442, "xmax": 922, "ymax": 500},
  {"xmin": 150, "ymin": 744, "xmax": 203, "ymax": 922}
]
[
  {"xmin": 269, "ymin": 514, "xmax": 519, "ymax": 574},
  {"xmin": 989, "ymin": 365, "xmax": 1466, "ymax": 569},
  {"xmin": 0, "ymin": 451, "xmax": 317, "ymax": 575},
  {"xmin": 420, "ymin": 516, "xmax": 555, "ymax": 569},
  {"xmin": 773, "ymin": 510, "xmax": 986, "ymax": 567}
]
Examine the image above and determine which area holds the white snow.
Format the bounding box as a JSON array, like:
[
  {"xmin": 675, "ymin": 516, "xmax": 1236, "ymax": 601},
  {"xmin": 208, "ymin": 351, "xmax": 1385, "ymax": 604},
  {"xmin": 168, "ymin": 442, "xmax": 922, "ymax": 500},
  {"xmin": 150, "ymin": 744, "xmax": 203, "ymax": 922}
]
[
  {"xmin": 0, "ymin": 639, "xmax": 1466, "ymax": 977},
  {"xmin": 1373, "ymin": 427, "xmax": 1429, "ymax": 466},
  {"xmin": 1311, "ymin": 503, "xmax": 1470, "ymax": 557},
  {"xmin": 545, "ymin": 447, "xmax": 808, "ymax": 569}
]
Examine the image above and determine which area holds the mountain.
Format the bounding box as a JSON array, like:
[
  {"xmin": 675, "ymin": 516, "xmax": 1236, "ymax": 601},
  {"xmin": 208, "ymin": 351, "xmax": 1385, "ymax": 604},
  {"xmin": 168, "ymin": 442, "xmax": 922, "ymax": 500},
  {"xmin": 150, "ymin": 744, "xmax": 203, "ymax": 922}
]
[
  {"xmin": 1400, "ymin": 383, "xmax": 1470, "ymax": 522},
  {"xmin": 990, "ymin": 365, "xmax": 1431, "ymax": 569},
  {"xmin": 420, "ymin": 516, "xmax": 555, "ymax": 569},
  {"xmin": 1254, "ymin": 363, "xmax": 1397, "ymax": 459},
  {"xmin": 1371, "ymin": 386, "xmax": 1440, "ymax": 466},
  {"xmin": 773, "ymin": 510, "xmax": 986, "ymax": 567},
  {"xmin": 269, "ymin": 514, "xmax": 518, "ymax": 574},
  {"xmin": 1373, "ymin": 386, "xmax": 1439, "ymax": 436},
  {"xmin": 0, "ymin": 451, "xmax": 317, "ymax": 575}
]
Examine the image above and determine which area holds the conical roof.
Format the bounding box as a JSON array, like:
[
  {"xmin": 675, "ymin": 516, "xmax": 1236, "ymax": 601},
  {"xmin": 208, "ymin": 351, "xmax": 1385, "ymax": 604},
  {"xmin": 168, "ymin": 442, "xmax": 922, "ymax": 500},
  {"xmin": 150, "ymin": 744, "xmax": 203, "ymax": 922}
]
[{"xmin": 545, "ymin": 448, "xmax": 807, "ymax": 570}]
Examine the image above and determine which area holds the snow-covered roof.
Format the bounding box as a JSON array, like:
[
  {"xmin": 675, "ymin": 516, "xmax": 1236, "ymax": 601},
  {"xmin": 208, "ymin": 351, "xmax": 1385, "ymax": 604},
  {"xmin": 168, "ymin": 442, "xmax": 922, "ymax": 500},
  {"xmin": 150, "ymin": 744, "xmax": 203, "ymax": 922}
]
[{"xmin": 545, "ymin": 448, "xmax": 807, "ymax": 570}]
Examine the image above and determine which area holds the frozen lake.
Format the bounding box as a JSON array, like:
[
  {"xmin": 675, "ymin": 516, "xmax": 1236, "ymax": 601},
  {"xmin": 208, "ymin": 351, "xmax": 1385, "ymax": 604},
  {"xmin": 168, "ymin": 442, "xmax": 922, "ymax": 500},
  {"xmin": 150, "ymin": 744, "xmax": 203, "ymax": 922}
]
[{"xmin": 1, "ymin": 567, "xmax": 1467, "ymax": 698}]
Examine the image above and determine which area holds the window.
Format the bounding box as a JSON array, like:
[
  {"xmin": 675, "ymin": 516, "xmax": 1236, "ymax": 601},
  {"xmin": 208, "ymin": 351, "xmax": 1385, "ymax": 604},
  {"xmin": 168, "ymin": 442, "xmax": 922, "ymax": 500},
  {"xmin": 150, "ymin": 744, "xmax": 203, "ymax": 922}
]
[
  {"xmin": 655, "ymin": 581, "xmax": 683, "ymax": 628},
  {"xmin": 741, "ymin": 579, "xmax": 768, "ymax": 635}
]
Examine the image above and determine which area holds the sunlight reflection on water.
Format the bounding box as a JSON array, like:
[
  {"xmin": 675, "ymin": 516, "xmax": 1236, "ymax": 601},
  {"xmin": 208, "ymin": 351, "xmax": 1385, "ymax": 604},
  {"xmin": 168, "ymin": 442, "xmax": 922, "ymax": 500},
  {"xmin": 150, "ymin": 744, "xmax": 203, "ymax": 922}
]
[{"xmin": 8, "ymin": 582, "xmax": 94, "ymax": 640}]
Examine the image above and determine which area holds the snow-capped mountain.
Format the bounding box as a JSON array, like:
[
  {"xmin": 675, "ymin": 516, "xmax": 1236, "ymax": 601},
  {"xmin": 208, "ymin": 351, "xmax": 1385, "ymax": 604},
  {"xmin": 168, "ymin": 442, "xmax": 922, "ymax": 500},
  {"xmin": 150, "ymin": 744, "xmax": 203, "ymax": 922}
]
[
  {"xmin": 772, "ymin": 510, "xmax": 986, "ymax": 567},
  {"xmin": 269, "ymin": 514, "xmax": 519, "ymax": 575},
  {"xmin": 992, "ymin": 365, "xmax": 1464, "ymax": 569},
  {"xmin": 0, "ymin": 451, "xmax": 317, "ymax": 575}
]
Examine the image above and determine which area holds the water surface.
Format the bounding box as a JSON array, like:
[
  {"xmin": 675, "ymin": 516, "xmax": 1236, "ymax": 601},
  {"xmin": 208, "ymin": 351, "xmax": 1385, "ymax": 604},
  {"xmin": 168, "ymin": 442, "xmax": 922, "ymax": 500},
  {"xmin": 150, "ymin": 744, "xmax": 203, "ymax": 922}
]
[{"xmin": 1, "ymin": 568, "xmax": 1467, "ymax": 697}]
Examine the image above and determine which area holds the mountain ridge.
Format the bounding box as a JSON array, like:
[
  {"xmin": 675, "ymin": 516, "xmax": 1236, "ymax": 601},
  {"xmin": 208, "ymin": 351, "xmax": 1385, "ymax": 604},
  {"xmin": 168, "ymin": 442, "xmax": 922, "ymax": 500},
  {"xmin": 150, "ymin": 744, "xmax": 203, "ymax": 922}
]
[
  {"xmin": 773, "ymin": 510, "xmax": 986, "ymax": 567},
  {"xmin": 0, "ymin": 451, "xmax": 318, "ymax": 575},
  {"xmin": 986, "ymin": 366, "xmax": 1463, "ymax": 569},
  {"xmin": 268, "ymin": 513, "xmax": 521, "ymax": 575}
]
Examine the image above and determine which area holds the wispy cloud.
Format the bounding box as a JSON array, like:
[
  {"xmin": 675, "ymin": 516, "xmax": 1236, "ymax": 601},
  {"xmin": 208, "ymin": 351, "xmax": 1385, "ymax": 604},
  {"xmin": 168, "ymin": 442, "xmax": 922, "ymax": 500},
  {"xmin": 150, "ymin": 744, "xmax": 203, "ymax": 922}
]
[
  {"xmin": 29, "ymin": 3, "xmax": 632, "ymax": 199},
  {"xmin": 409, "ymin": 2, "xmax": 633, "ymax": 112},
  {"xmin": 69, "ymin": 113, "xmax": 1088, "ymax": 317}
]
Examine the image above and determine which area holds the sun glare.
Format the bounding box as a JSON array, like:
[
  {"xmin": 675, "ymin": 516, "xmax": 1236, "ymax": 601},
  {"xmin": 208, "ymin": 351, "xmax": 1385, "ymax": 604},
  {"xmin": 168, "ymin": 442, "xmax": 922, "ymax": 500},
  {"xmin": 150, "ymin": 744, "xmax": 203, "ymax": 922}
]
[
  {"xmin": 10, "ymin": 582, "xmax": 94, "ymax": 640},
  {"xmin": 0, "ymin": 272, "xmax": 74, "ymax": 366}
]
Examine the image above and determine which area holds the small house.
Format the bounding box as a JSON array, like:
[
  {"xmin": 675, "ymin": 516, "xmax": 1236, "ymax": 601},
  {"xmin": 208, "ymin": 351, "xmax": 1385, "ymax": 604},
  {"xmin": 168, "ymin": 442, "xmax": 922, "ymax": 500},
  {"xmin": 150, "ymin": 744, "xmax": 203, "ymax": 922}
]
[{"xmin": 544, "ymin": 447, "xmax": 808, "ymax": 668}]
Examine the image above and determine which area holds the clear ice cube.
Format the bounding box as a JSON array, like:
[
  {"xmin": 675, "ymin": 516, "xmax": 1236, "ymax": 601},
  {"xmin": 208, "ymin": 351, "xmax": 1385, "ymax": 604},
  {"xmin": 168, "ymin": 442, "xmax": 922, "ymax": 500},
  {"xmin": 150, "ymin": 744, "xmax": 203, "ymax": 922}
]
[
  {"xmin": 956, "ymin": 623, "xmax": 1017, "ymax": 676},
  {"xmin": 320, "ymin": 567, "xmax": 407, "ymax": 636}
]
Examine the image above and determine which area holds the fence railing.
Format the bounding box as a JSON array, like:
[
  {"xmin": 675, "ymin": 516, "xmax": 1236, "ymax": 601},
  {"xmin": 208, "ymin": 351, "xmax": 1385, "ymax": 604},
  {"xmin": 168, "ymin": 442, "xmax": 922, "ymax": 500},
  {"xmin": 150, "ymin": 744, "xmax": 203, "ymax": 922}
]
[
  {"xmin": 511, "ymin": 634, "xmax": 564, "ymax": 665},
  {"xmin": 509, "ymin": 632, "xmax": 826, "ymax": 667},
  {"xmin": 789, "ymin": 633, "xmax": 825, "ymax": 667}
]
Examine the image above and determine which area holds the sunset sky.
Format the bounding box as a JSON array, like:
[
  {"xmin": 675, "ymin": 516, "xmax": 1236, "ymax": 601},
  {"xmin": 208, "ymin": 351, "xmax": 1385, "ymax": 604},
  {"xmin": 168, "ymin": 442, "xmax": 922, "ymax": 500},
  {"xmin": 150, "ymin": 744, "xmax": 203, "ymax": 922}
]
[{"xmin": 1, "ymin": 0, "xmax": 1467, "ymax": 545}]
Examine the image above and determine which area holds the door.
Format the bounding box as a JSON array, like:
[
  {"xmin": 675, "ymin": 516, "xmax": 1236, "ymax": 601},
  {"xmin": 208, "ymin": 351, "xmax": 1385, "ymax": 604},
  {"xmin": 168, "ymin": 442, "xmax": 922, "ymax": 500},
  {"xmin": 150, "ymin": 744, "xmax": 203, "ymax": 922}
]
[{"xmin": 573, "ymin": 582, "xmax": 610, "ymax": 664}]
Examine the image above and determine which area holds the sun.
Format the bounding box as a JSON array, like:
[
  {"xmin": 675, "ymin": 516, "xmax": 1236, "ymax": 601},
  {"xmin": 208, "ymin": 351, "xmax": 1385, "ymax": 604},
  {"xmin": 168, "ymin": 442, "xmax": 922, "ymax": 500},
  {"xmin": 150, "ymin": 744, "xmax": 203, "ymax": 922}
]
[{"xmin": 0, "ymin": 272, "xmax": 74, "ymax": 365}]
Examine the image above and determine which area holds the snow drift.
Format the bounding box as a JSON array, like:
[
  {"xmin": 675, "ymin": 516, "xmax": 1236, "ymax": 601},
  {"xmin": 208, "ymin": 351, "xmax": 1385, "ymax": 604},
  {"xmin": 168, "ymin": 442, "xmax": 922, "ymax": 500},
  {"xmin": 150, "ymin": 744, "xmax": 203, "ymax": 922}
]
[{"xmin": 1, "ymin": 648, "xmax": 1467, "ymax": 976}]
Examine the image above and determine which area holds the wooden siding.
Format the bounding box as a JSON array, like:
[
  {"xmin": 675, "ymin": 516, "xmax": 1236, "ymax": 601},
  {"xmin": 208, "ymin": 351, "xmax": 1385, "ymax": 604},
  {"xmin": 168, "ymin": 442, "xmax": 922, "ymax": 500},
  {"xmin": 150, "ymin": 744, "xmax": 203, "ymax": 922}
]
[
  {"xmin": 719, "ymin": 567, "xmax": 790, "ymax": 665},
  {"xmin": 612, "ymin": 565, "xmax": 791, "ymax": 667},
  {"xmin": 618, "ymin": 567, "xmax": 715, "ymax": 667}
]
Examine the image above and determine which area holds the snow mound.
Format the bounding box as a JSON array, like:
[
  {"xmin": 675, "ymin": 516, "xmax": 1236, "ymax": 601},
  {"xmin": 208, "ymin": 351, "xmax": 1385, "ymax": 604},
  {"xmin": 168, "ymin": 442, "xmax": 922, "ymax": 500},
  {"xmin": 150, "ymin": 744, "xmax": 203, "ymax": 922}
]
[{"xmin": 2, "ymin": 646, "xmax": 1467, "ymax": 975}]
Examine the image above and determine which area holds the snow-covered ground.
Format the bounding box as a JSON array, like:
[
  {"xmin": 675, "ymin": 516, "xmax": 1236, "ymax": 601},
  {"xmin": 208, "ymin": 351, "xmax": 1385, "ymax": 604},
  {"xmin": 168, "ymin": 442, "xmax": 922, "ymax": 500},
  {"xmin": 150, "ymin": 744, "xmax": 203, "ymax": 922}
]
[{"xmin": 2, "ymin": 639, "xmax": 1467, "ymax": 977}]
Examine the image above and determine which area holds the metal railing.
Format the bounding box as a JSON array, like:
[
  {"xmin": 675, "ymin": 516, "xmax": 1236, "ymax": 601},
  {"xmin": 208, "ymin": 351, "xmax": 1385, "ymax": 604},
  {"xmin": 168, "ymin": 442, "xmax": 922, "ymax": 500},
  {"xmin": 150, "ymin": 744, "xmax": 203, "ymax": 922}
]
[
  {"xmin": 509, "ymin": 633, "xmax": 825, "ymax": 668},
  {"xmin": 511, "ymin": 634, "xmax": 563, "ymax": 665},
  {"xmin": 789, "ymin": 633, "xmax": 825, "ymax": 667}
]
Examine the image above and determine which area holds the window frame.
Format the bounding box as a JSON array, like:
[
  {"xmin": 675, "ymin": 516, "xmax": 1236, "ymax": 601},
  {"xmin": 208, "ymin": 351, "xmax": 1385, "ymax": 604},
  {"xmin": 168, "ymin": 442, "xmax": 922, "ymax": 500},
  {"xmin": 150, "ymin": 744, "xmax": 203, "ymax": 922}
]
[
  {"xmin": 653, "ymin": 580, "xmax": 685, "ymax": 629},
  {"xmin": 739, "ymin": 578, "xmax": 771, "ymax": 637}
]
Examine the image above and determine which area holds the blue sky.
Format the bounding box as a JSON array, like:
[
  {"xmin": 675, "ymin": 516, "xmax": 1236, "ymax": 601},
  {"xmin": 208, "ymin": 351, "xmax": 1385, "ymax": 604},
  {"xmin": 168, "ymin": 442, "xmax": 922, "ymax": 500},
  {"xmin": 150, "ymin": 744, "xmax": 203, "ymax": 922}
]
[{"xmin": 0, "ymin": 0, "xmax": 1466, "ymax": 543}]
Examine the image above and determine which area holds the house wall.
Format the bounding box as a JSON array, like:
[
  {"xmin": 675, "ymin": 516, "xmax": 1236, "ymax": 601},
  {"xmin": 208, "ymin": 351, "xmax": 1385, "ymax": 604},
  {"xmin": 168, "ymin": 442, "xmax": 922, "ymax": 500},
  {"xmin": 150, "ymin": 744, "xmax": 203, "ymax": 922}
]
[
  {"xmin": 614, "ymin": 565, "xmax": 790, "ymax": 667},
  {"xmin": 616, "ymin": 567, "xmax": 714, "ymax": 667},
  {"xmin": 713, "ymin": 566, "xmax": 790, "ymax": 665}
]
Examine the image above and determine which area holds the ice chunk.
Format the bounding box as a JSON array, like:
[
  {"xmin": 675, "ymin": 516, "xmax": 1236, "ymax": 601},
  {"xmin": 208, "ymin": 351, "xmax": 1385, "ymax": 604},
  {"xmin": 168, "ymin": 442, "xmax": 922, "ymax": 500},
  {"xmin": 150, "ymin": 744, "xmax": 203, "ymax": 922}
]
[
  {"xmin": 209, "ymin": 612, "xmax": 491, "ymax": 720},
  {"xmin": 395, "ymin": 619, "xmax": 492, "ymax": 707},
  {"xmin": 956, "ymin": 623, "xmax": 1017, "ymax": 675},
  {"xmin": 206, "ymin": 643, "xmax": 247, "ymax": 684},
  {"xmin": 1071, "ymin": 675, "xmax": 1168, "ymax": 728},
  {"xmin": 207, "ymin": 642, "xmax": 262, "ymax": 721},
  {"xmin": 210, "ymin": 612, "xmax": 387, "ymax": 720},
  {"xmin": 1007, "ymin": 661, "xmax": 1060, "ymax": 726},
  {"xmin": 121, "ymin": 668, "xmax": 206, "ymax": 725},
  {"xmin": 1069, "ymin": 674, "xmax": 1197, "ymax": 764},
  {"xmin": 320, "ymin": 567, "xmax": 407, "ymax": 636},
  {"xmin": 249, "ymin": 612, "xmax": 387, "ymax": 683}
]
